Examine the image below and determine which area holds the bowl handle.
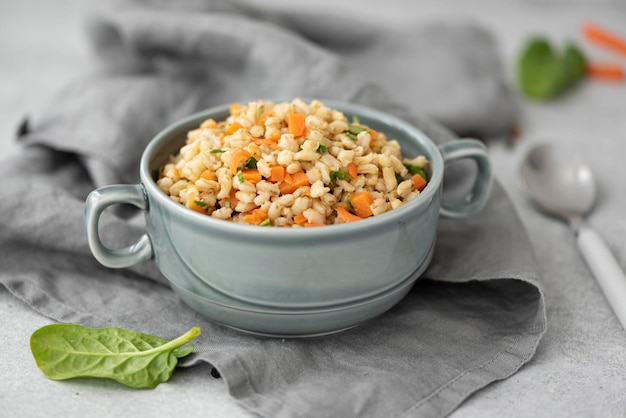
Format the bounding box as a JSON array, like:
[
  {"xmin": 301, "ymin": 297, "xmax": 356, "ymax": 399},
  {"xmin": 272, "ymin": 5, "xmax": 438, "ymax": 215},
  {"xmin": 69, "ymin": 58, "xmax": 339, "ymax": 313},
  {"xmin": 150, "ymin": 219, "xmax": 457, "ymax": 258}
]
[
  {"xmin": 438, "ymin": 139, "xmax": 493, "ymax": 218},
  {"xmin": 84, "ymin": 184, "xmax": 153, "ymax": 268}
]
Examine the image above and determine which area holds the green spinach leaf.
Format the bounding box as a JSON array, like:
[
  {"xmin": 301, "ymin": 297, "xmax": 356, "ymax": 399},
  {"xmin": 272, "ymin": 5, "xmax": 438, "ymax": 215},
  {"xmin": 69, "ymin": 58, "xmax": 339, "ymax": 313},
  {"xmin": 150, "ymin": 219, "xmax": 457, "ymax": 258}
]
[
  {"xmin": 518, "ymin": 37, "xmax": 586, "ymax": 100},
  {"xmin": 30, "ymin": 324, "xmax": 201, "ymax": 389}
]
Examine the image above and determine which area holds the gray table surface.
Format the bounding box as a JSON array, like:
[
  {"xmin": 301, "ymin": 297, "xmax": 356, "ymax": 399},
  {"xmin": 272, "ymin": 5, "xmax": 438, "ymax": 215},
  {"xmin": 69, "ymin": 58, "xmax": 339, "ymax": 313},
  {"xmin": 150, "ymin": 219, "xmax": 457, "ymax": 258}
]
[{"xmin": 2, "ymin": 1, "xmax": 626, "ymax": 416}]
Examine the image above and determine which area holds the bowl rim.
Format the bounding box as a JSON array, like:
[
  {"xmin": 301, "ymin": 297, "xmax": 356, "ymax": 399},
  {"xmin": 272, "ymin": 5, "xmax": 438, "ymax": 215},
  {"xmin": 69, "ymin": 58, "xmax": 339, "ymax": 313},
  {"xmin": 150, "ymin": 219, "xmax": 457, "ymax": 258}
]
[{"xmin": 139, "ymin": 99, "xmax": 444, "ymax": 240}]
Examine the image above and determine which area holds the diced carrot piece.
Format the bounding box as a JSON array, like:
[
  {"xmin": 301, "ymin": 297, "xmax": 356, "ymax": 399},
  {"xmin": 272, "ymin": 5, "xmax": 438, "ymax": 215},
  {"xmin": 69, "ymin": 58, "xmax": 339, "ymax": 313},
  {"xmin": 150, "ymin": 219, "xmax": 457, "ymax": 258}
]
[
  {"xmin": 293, "ymin": 214, "xmax": 308, "ymax": 225},
  {"xmin": 336, "ymin": 205, "xmax": 363, "ymax": 223},
  {"xmin": 267, "ymin": 130, "xmax": 281, "ymax": 141},
  {"xmin": 347, "ymin": 162, "xmax": 358, "ymax": 179},
  {"xmin": 200, "ymin": 170, "xmax": 216, "ymax": 181},
  {"xmin": 189, "ymin": 200, "xmax": 207, "ymax": 213},
  {"xmin": 369, "ymin": 128, "xmax": 380, "ymax": 140},
  {"xmin": 243, "ymin": 208, "xmax": 268, "ymax": 225},
  {"xmin": 229, "ymin": 148, "xmax": 251, "ymax": 175},
  {"xmin": 251, "ymin": 137, "xmax": 279, "ymax": 150},
  {"xmin": 279, "ymin": 171, "xmax": 310, "ymax": 195},
  {"xmin": 225, "ymin": 121, "xmax": 244, "ymax": 135},
  {"xmin": 283, "ymin": 171, "xmax": 293, "ymax": 184},
  {"xmin": 288, "ymin": 113, "xmax": 306, "ymax": 137},
  {"xmin": 242, "ymin": 169, "xmax": 262, "ymax": 184},
  {"xmin": 350, "ymin": 191, "xmax": 374, "ymax": 218},
  {"xmin": 304, "ymin": 223, "xmax": 325, "ymax": 227},
  {"xmin": 221, "ymin": 188, "xmax": 238, "ymax": 209},
  {"xmin": 268, "ymin": 165, "xmax": 285, "ymax": 183},
  {"xmin": 256, "ymin": 111, "xmax": 274, "ymax": 124},
  {"xmin": 411, "ymin": 174, "xmax": 427, "ymax": 191}
]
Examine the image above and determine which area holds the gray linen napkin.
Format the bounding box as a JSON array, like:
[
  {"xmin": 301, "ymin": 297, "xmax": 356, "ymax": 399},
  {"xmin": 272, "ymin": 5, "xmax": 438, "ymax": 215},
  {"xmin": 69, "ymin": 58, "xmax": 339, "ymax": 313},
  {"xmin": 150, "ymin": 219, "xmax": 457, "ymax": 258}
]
[{"xmin": 0, "ymin": 2, "xmax": 545, "ymax": 417}]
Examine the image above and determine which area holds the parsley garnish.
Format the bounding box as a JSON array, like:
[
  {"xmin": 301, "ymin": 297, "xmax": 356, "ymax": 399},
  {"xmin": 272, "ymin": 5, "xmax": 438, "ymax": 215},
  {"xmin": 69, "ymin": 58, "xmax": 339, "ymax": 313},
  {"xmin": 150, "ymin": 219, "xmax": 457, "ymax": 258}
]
[
  {"xmin": 259, "ymin": 219, "xmax": 271, "ymax": 226},
  {"xmin": 317, "ymin": 144, "xmax": 328, "ymax": 153},
  {"xmin": 329, "ymin": 170, "xmax": 353, "ymax": 187},
  {"xmin": 210, "ymin": 149, "xmax": 225, "ymax": 154},
  {"xmin": 193, "ymin": 200, "xmax": 207, "ymax": 207},
  {"xmin": 244, "ymin": 157, "xmax": 258, "ymax": 169},
  {"xmin": 346, "ymin": 195, "xmax": 355, "ymax": 214},
  {"xmin": 237, "ymin": 171, "xmax": 245, "ymax": 183},
  {"xmin": 347, "ymin": 125, "xmax": 368, "ymax": 135},
  {"xmin": 345, "ymin": 132, "xmax": 358, "ymax": 141},
  {"xmin": 403, "ymin": 163, "xmax": 428, "ymax": 180}
]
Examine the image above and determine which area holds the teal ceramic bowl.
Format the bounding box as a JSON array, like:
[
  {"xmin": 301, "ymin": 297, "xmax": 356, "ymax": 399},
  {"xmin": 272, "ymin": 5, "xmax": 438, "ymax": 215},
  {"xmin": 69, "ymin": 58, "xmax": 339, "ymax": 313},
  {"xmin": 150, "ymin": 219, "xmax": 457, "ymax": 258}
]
[{"xmin": 85, "ymin": 100, "xmax": 492, "ymax": 337}]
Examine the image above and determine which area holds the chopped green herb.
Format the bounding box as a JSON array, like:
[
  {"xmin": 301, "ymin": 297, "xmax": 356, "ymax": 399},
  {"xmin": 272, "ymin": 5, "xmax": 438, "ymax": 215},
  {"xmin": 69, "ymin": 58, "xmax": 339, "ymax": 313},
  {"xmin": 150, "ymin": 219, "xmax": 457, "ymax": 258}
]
[
  {"xmin": 210, "ymin": 149, "xmax": 225, "ymax": 154},
  {"xmin": 329, "ymin": 170, "xmax": 353, "ymax": 187},
  {"xmin": 395, "ymin": 173, "xmax": 405, "ymax": 184},
  {"xmin": 297, "ymin": 146, "xmax": 303, "ymax": 152},
  {"xmin": 237, "ymin": 171, "xmax": 245, "ymax": 183},
  {"xmin": 403, "ymin": 163, "xmax": 428, "ymax": 180},
  {"xmin": 352, "ymin": 115, "xmax": 360, "ymax": 124},
  {"xmin": 346, "ymin": 195, "xmax": 355, "ymax": 214},
  {"xmin": 330, "ymin": 170, "xmax": 352, "ymax": 181},
  {"xmin": 345, "ymin": 132, "xmax": 358, "ymax": 141},
  {"xmin": 347, "ymin": 125, "xmax": 368, "ymax": 135},
  {"xmin": 185, "ymin": 178, "xmax": 192, "ymax": 182},
  {"xmin": 244, "ymin": 156, "xmax": 258, "ymax": 169},
  {"xmin": 225, "ymin": 202, "xmax": 231, "ymax": 209},
  {"xmin": 193, "ymin": 200, "xmax": 207, "ymax": 207},
  {"xmin": 257, "ymin": 108, "xmax": 264, "ymax": 118},
  {"xmin": 259, "ymin": 219, "xmax": 271, "ymax": 226},
  {"xmin": 317, "ymin": 144, "xmax": 328, "ymax": 153}
]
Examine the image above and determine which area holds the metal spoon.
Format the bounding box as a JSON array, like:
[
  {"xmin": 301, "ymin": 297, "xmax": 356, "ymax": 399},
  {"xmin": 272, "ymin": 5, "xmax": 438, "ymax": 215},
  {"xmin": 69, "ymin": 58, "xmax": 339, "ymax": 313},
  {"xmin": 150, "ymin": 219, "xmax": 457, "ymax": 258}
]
[{"xmin": 519, "ymin": 142, "xmax": 626, "ymax": 331}]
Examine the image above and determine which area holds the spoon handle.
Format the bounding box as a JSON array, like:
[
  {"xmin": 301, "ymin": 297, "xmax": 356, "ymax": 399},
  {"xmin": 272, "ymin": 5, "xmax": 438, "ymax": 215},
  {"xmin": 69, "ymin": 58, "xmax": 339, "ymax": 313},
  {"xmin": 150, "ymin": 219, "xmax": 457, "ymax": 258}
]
[{"xmin": 577, "ymin": 226, "xmax": 626, "ymax": 331}]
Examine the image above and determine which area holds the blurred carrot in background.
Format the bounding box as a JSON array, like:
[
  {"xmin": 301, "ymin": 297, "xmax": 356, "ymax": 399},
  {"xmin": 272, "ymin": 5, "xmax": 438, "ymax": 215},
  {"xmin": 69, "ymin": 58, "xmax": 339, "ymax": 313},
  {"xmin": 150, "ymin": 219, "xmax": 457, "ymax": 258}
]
[
  {"xmin": 582, "ymin": 22, "xmax": 626, "ymax": 57},
  {"xmin": 586, "ymin": 62, "xmax": 625, "ymax": 81}
]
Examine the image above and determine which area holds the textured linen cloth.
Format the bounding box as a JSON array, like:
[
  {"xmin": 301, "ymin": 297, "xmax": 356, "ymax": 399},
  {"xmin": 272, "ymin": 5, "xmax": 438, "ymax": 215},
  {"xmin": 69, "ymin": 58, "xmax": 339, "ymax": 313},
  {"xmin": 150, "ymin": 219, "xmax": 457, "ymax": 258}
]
[{"xmin": 0, "ymin": 2, "xmax": 545, "ymax": 417}]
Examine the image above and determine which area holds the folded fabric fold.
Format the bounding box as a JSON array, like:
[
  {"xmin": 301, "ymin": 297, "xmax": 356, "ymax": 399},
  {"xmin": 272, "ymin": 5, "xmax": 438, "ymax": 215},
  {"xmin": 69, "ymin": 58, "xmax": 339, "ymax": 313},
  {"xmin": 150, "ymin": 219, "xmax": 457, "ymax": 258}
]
[{"xmin": 0, "ymin": 2, "xmax": 544, "ymax": 417}]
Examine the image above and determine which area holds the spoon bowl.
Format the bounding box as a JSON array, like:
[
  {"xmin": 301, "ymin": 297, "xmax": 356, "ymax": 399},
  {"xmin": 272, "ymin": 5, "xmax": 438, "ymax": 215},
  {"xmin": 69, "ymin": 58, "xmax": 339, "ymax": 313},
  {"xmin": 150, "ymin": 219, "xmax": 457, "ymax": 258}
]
[
  {"xmin": 519, "ymin": 143, "xmax": 596, "ymax": 223},
  {"xmin": 519, "ymin": 142, "xmax": 626, "ymax": 332}
]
